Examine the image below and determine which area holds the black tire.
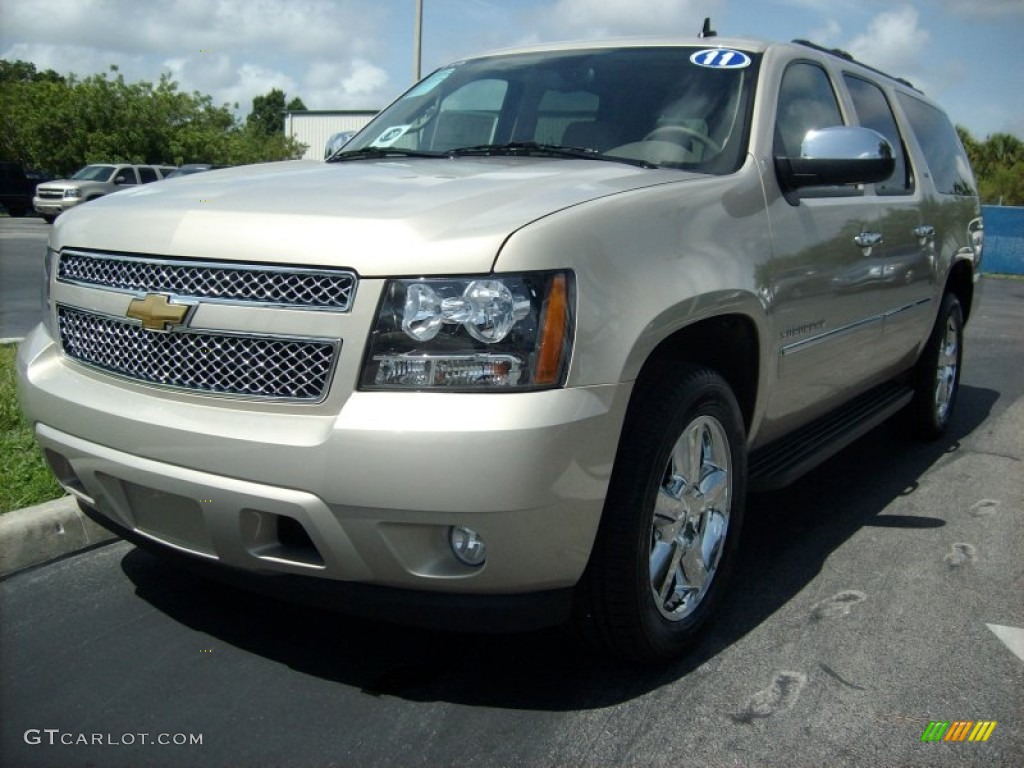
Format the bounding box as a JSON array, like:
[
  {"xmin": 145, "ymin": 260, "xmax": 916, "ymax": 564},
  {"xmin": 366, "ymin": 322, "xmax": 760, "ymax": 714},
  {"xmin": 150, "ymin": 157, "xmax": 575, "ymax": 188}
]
[
  {"xmin": 575, "ymin": 363, "xmax": 747, "ymax": 662},
  {"xmin": 907, "ymin": 292, "xmax": 963, "ymax": 440},
  {"xmin": 41, "ymin": 214, "xmax": 56, "ymax": 224}
]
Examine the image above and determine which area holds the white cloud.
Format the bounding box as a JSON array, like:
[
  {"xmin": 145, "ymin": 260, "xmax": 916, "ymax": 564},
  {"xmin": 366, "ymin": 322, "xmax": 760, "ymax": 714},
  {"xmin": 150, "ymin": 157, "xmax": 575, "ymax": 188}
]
[
  {"xmin": 846, "ymin": 6, "xmax": 930, "ymax": 80},
  {"xmin": 809, "ymin": 18, "xmax": 842, "ymax": 45},
  {"xmin": 0, "ymin": 0, "xmax": 394, "ymax": 113},
  {"xmin": 339, "ymin": 59, "xmax": 389, "ymax": 98},
  {"xmin": 299, "ymin": 59, "xmax": 390, "ymax": 108},
  {"xmin": 544, "ymin": 0, "xmax": 725, "ymax": 38},
  {"xmin": 216, "ymin": 63, "xmax": 298, "ymax": 111}
]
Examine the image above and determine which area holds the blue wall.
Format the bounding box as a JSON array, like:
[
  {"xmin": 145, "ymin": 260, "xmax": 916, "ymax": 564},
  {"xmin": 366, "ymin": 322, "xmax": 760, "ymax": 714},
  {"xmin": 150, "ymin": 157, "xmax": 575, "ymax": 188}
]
[{"xmin": 982, "ymin": 205, "xmax": 1024, "ymax": 275}]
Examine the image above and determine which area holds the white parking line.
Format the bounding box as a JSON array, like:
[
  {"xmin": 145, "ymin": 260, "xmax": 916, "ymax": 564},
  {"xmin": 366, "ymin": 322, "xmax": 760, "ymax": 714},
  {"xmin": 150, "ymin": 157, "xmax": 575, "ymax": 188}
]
[{"xmin": 987, "ymin": 623, "xmax": 1024, "ymax": 662}]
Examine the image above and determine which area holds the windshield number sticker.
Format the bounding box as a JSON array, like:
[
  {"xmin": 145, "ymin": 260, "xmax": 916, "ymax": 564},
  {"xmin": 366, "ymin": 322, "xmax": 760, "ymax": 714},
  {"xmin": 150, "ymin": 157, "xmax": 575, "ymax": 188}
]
[
  {"xmin": 690, "ymin": 49, "xmax": 751, "ymax": 69},
  {"xmin": 371, "ymin": 125, "xmax": 412, "ymax": 148}
]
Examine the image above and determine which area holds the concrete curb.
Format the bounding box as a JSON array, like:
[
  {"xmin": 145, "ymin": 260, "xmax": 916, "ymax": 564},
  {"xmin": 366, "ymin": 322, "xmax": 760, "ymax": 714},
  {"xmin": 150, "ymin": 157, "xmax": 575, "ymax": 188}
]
[{"xmin": 0, "ymin": 496, "xmax": 119, "ymax": 578}]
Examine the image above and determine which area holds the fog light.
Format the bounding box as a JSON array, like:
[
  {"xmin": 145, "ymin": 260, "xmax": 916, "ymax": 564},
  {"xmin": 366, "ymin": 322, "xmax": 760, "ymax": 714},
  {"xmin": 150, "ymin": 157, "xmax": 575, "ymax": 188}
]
[{"xmin": 449, "ymin": 526, "xmax": 487, "ymax": 567}]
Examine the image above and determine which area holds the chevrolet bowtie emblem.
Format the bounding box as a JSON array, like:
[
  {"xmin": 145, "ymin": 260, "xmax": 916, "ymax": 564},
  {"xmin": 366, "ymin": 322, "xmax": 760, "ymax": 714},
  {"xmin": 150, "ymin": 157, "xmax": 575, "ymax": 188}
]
[{"xmin": 126, "ymin": 294, "xmax": 192, "ymax": 331}]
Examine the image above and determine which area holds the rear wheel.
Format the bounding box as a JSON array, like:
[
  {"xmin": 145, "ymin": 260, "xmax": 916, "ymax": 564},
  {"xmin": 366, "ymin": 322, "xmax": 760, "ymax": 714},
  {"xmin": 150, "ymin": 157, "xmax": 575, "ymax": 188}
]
[
  {"xmin": 576, "ymin": 363, "xmax": 746, "ymax": 661},
  {"xmin": 907, "ymin": 292, "xmax": 963, "ymax": 439}
]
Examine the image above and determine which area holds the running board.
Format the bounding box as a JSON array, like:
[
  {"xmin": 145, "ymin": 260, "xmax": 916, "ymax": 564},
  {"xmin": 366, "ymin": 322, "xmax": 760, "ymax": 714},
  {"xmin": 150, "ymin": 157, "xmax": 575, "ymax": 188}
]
[{"xmin": 749, "ymin": 382, "xmax": 913, "ymax": 492}]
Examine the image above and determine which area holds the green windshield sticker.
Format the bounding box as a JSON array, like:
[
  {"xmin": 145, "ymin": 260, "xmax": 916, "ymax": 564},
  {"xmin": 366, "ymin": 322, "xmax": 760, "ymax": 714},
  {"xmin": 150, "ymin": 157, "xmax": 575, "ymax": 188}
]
[{"xmin": 407, "ymin": 68, "xmax": 454, "ymax": 98}]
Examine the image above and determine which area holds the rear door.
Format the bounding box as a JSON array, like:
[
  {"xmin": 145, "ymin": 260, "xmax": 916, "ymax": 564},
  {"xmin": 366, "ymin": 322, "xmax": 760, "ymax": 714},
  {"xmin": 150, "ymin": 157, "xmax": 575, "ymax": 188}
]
[{"xmin": 843, "ymin": 73, "xmax": 935, "ymax": 373}]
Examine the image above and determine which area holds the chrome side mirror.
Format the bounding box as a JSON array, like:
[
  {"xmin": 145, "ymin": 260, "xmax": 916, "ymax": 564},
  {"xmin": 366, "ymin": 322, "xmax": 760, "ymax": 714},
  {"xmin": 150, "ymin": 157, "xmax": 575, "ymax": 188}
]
[{"xmin": 775, "ymin": 126, "xmax": 895, "ymax": 190}]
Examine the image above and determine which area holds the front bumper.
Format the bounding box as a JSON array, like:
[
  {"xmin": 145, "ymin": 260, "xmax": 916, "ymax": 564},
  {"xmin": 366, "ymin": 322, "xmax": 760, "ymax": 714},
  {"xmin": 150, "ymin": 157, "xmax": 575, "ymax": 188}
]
[
  {"xmin": 18, "ymin": 326, "xmax": 631, "ymax": 607},
  {"xmin": 33, "ymin": 196, "xmax": 80, "ymax": 216}
]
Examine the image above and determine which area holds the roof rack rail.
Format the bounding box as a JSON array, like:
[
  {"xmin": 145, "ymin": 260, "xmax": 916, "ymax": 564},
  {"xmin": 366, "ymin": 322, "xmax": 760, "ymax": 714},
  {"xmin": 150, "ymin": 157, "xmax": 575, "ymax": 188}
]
[{"xmin": 792, "ymin": 39, "xmax": 920, "ymax": 92}]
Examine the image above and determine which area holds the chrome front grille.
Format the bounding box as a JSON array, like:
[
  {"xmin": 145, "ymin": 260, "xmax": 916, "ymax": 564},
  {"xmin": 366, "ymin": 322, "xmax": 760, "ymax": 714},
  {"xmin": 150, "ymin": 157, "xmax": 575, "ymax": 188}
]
[
  {"xmin": 58, "ymin": 250, "xmax": 357, "ymax": 310},
  {"xmin": 58, "ymin": 307, "xmax": 337, "ymax": 401},
  {"xmin": 38, "ymin": 189, "xmax": 63, "ymax": 199}
]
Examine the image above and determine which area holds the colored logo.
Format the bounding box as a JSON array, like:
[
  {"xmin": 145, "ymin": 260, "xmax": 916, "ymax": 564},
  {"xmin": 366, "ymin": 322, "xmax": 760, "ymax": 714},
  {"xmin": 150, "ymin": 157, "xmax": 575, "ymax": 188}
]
[
  {"xmin": 921, "ymin": 720, "xmax": 997, "ymax": 742},
  {"xmin": 126, "ymin": 293, "xmax": 192, "ymax": 332}
]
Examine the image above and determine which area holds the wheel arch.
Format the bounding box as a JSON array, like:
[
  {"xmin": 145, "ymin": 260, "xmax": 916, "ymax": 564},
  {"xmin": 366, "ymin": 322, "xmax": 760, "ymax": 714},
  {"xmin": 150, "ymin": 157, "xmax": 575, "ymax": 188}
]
[
  {"xmin": 633, "ymin": 313, "xmax": 760, "ymax": 436},
  {"xmin": 945, "ymin": 258, "xmax": 974, "ymax": 324}
]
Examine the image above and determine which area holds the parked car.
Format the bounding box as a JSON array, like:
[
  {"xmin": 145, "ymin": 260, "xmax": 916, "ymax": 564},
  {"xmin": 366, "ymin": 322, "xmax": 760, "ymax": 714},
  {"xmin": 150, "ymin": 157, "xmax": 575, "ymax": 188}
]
[
  {"xmin": 163, "ymin": 163, "xmax": 231, "ymax": 179},
  {"xmin": 32, "ymin": 163, "xmax": 176, "ymax": 222},
  {"xmin": 0, "ymin": 161, "xmax": 35, "ymax": 217},
  {"xmin": 18, "ymin": 33, "xmax": 982, "ymax": 661}
]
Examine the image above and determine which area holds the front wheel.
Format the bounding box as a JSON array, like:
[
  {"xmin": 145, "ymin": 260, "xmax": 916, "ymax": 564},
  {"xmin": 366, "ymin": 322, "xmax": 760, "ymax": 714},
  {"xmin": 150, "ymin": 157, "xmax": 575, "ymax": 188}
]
[{"xmin": 576, "ymin": 363, "xmax": 747, "ymax": 661}]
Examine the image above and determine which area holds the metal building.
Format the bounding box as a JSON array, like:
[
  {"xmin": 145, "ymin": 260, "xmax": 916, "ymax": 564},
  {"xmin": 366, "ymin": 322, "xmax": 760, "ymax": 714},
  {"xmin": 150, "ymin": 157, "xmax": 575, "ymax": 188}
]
[{"xmin": 284, "ymin": 110, "xmax": 379, "ymax": 160}]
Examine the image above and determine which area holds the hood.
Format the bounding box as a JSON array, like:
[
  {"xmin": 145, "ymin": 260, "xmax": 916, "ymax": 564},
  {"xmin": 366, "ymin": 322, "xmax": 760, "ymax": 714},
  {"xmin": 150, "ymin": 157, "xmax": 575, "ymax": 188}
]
[
  {"xmin": 51, "ymin": 158, "xmax": 695, "ymax": 276},
  {"xmin": 37, "ymin": 178, "xmax": 82, "ymax": 189}
]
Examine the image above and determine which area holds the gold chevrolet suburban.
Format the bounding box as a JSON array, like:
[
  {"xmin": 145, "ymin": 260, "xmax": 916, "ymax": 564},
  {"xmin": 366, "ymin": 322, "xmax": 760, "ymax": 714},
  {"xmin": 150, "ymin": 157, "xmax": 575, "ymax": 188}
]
[{"xmin": 17, "ymin": 35, "xmax": 983, "ymax": 660}]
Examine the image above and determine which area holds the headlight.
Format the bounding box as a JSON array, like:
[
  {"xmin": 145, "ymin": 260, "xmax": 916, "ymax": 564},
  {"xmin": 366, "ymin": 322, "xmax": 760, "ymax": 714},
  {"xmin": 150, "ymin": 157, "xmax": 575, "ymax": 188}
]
[
  {"xmin": 362, "ymin": 271, "xmax": 573, "ymax": 390},
  {"xmin": 63, "ymin": 188, "xmax": 81, "ymax": 199}
]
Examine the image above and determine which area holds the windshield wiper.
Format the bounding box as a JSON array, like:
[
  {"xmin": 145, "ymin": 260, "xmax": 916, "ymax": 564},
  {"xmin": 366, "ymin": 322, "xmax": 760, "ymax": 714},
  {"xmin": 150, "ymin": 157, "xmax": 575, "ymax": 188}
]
[
  {"xmin": 327, "ymin": 146, "xmax": 443, "ymax": 162},
  {"xmin": 446, "ymin": 142, "xmax": 657, "ymax": 168}
]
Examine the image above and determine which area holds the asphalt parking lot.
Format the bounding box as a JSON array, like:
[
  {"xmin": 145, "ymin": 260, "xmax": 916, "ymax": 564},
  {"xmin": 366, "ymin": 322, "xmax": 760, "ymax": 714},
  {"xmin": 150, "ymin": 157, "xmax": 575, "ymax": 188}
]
[
  {"xmin": 0, "ymin": 216, "xmax": 1021, "ymax": 767},
  {"xmin": 0, "ymin": 216, "xmax": 48, "ymax": 341}
]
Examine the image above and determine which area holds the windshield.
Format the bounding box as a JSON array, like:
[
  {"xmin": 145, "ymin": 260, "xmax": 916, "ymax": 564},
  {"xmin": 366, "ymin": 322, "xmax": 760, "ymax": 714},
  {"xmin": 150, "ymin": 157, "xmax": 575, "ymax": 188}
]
[
  {"xmin": 71, "ymin": 165, "xmax": 116, "ymax": 182},
  {"xmin": 342, "ymin": 46, "xmax": 759, "ymax": 173}
]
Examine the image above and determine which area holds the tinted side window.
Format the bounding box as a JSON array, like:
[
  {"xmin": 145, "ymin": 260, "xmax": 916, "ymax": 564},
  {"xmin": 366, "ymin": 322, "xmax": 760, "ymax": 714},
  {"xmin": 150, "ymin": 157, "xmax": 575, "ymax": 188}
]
[
  {"xmin": 115, "ymin": 168, "xmax": 138, "ymax": 185},
  {"xmin": 896, "ymin": 93, "xmax": 975, "ymax": 196},
  {"xmin": 774, "ymin": 62, "xmax": 844, "ymax": 157},
  {"xmin": 844, "ymin": 75, "xmax": 911, "ymax": 195},
  {"xmin": 138, "ymin": 167, "xmax": 158, "ymax": 183}
]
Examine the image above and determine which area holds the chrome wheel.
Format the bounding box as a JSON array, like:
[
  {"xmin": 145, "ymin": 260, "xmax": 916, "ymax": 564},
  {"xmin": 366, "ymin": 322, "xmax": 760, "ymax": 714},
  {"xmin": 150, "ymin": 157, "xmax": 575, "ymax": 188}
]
[
  {"xmin": 577, "ymin": 363, "xmax": 746, "ymax": 661},
  {"xmin": 934, "ymin": 314, "xmax": 959, "ymax": 424},
  {"xmin": 649, "ymin": 414, "xmax": 732, "ymax": 621}
]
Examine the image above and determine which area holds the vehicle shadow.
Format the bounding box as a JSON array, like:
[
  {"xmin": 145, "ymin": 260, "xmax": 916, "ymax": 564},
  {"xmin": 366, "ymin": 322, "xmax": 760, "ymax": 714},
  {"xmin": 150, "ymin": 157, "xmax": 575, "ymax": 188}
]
[{"xmin": 120, "ymin": 384, "xmax": 999, "ymax": 712}]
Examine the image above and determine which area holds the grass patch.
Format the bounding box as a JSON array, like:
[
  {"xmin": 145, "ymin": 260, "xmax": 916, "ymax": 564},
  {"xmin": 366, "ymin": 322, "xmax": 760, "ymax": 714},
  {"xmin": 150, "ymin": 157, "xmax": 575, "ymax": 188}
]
[{"xmin": 1, "ymin": 344, "xmax": 64, "ymax": 513}]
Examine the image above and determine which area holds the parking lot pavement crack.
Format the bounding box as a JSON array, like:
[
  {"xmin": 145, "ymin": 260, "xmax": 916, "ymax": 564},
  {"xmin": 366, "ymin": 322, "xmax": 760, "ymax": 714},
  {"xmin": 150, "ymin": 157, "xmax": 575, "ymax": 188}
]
[
  {"xmin": 963, "ymin": 450, "xmax": 1021, "ymax": 462},
  {"xmin": 820, "ymin": 663, "xmax": 868, "ymax": 691}
]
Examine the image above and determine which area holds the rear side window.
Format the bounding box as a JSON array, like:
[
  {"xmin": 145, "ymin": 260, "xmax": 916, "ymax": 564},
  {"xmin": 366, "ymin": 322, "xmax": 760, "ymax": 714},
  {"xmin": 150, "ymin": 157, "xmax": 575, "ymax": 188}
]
[
  {"xmin": 844, "ymin": 74, "xmax": 911, "ymax": 195},
  {"xmin": 138, "ymin": 167, "xmax": 158, "ymax": 183},
  {"xmin": 896, "ymin": 93, "xmax": 975, "ymax": 196}
]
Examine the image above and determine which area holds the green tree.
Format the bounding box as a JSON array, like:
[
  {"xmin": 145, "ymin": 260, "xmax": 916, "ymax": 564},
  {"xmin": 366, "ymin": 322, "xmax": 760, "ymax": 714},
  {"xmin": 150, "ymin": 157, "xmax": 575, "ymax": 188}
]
[
  {"xmin": 0, "ymin": 59, "xmax": 64, "ymax": 84},
  {"xmin": 959, "ymin": 126, "xmax": 1024, "ymax": 206},
  {"xmin": 246, "ymin": 89, "xmax": 306, "ymax": 137},
  {"xmin": 0, "ymin": 59, "xmax": 306, "ymax": 174}
]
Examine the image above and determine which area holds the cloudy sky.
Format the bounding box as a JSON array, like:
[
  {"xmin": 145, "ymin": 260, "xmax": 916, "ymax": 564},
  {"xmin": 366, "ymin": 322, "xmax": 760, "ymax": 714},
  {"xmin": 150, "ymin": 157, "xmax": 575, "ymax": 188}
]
[{"xmin": 2, "ymin": 0, "xmax": 1022, "ymax": 138}]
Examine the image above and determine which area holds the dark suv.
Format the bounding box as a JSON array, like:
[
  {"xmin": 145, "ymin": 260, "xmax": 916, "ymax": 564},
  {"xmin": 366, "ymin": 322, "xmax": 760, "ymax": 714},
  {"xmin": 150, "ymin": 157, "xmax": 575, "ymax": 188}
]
[{"xmin": 0, "ymin": 161, "xmax": 34, "ymax": 217}]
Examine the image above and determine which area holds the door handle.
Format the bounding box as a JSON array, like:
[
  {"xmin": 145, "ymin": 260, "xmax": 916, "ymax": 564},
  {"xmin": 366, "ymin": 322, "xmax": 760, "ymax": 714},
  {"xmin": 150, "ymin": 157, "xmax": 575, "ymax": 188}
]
[
  {"xmin": 913, "ymin": 224, "xmax": 936, "ymax": 241},
  {"xmin": 854, "ymin": 232, "xmax": 884, "ymax": 249}
]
